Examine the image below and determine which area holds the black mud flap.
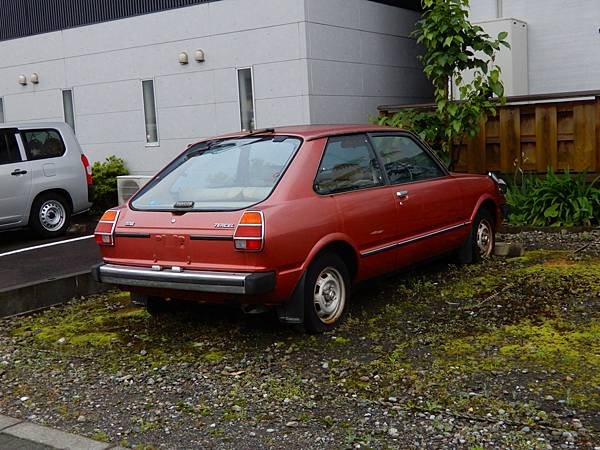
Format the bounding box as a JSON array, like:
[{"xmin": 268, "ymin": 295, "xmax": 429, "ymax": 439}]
[
  {"xmin": 90, "ymin": 263, "xmax": 102, "ymax": 282},
  {"xmin": 276, "ymin": 273, "xmax": 306, "ymax": 324}
]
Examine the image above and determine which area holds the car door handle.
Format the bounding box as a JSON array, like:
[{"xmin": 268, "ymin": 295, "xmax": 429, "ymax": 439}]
[
  {"xmin": 396, "ymin": 190, "xmax": 409, "ymax": 199},
  {"xmin": 11, "ymin": 169, "xmax": 28, "ymax": 176}
]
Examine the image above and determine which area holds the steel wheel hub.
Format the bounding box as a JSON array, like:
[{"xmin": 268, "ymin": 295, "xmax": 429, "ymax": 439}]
[
  {"xmin": 477, "ymin": 219, "xmax": 493, "ymax": 257},
  {"xmin": 313, "ymin": 267, "xmax": 345, "ymax": 324},
  {"xmin": 39, "ymin": 200, "xmax": 66, "ymax": 232}
]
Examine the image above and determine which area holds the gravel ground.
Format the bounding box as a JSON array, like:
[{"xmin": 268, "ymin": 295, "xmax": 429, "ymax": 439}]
[{"xmin": 0, "ymin": 230, "xmax": 599, "ymax": 450}]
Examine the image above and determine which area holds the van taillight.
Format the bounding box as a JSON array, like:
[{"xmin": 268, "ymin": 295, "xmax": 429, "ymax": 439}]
[
  {"xmin": 95, "ymin": 210, "xmax": 119, "ymax": 246},
  {"xmin": 81, "ymin": 154, "xmax": 93, "ymax": 185},
  {"xmin": 234, "ymin": 211, "xmax": 264, "ymax": 252}
]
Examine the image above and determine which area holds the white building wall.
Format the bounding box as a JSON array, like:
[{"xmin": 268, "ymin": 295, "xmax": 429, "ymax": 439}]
[
  {"xmin": 305, "ymin": 0, "xmax": 433, "ymax": 123},
  {"xmin": 0, "ymin": 0, "xmax": 431, "ymax": 175},
  {"xmin": 469, "ymin": 0, "xmax": 600, "ymax": 95}
]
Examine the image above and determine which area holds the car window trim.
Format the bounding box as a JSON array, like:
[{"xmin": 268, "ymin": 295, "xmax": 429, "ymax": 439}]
[
  {"xmin": 0, "ymin": 128, "xmax": 22, "ymax": 165},
  {"xmin": 129, "ymin": 135, "xmax": 304, "ymax": 213},
  {"xmin": 367, "ymin": 131, "xmax": 450, "ymax": 186},
  {"xmin": 313, "ymin": 133, "xmax": 386, "ymax": 196},
  {"xmin": 19, "ymin": 127, "xmax": 67, "ymax": 161}
]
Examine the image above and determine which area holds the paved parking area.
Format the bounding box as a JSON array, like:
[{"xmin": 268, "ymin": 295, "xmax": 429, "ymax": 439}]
[
  {"xmin": 0, "ymin": 216, "xmax": 106, "ymax": 317},
  {"xmin": 0, "ymin": 235, "xmax": 101, "ymax": 290},
  {"xmin": 0, "ymin": 216, "xmax": 101, "ymax": 290}
]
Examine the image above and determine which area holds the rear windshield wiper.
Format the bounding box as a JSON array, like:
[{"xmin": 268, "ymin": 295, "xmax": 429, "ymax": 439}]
[{"xmin": 174, "ymin": 201, "xmax": 195, "ymax": 209}]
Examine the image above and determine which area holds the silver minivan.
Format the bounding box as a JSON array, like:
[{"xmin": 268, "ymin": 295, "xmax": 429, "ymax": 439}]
[{"xmin": 0, "ymin": 122, "xmax": 93, "ymax": 237}]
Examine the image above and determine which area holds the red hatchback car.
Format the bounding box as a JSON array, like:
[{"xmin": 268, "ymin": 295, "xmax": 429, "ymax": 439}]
[{"xmin": 92, "ymin": 125, "xmax": 507, "ymax": 332}]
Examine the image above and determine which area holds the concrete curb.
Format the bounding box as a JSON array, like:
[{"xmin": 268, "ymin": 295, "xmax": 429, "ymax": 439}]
[
  {"xmin": 0, "ymin": 414, "xmax": 126, "ymax": 450},
  {"xmin": 0, "ymin": 272, "xmax": 112, "ymax": 318}
]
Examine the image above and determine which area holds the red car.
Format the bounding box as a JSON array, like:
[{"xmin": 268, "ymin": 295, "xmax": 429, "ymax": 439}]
[{"xmin": 92, "ymin": 125, "xmax": 507, "ymax": 332}]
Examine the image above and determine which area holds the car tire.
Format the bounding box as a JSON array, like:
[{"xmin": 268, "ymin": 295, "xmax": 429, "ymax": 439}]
[
  {"xmin": 131, "ymin": 292, "xmax": 170, "ymax": 316},
  {"xmin": 29, "ymin": 192, "xmax": 71, "ymax": 238},
  {"xmin": 303, "ymin": 252, "xmax": 351, "ymax": 333},
  {"xmin": 456, "ymin": 209, "xmax": 495, "ymax": 264}
]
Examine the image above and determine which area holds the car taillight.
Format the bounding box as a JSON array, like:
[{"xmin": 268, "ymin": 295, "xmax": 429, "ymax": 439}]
[
  {"xmin": 81, "ymin": 154, "xmax": 93, "ymax": 185},
  {"xmin": 234, "ymin": 211, "xmax": 264, "ymax": 252},
  {"xmin": 95, "ymin": 209, "xmax": 119, "ymax": 246}
]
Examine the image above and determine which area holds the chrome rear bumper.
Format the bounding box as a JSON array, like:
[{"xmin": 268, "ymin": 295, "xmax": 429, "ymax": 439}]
[{"xmin": 91, "ymin": 263, "xmax": 275, "ymax": 295}]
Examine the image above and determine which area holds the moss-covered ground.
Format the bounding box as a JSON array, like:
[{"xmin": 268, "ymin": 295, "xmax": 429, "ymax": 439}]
[{"xmin": 0, "ymin": 240, "xmax": 598, "ymax": 449}]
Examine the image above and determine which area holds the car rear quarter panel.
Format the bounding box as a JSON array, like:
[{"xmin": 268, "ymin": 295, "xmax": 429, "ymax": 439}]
[{"xmin": 451, "ymin": 173, "xmax": 504, "ymax": 226}]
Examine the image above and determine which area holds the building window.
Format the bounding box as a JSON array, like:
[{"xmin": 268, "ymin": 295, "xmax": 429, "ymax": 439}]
[
  {"xmin": 62, "ymin": 90, "xmax": 75, "ymax": 132},
  {"xmin": 237, "ymin": 68, "xmax": 255, "ymax": 131},
  {"xmin": 142, "ymin": 79, "xmax": 159, "ymax": 145},
  {"xmin": 0, "ymin": 98, "xmax": 4, "ymax": 123}
]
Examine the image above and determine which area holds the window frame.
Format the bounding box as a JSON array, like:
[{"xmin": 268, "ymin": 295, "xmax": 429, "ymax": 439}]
[
  {"xmin": 62, "ymin": 89, "xmax": 76, "ymax": 132},
  {"xmin": 142, "ymin": 78, "xmax": 160, "ymax": 147},
  {"xmin": 0, "ymin": 128, "xmax": 22, "ymax": 165},
  {"xmin": 237, "ymin": 67, "xmax": 257, "ymax": 132},
  {"xmin": 366, "ymin": 131, "xmax": 449, "ymax": 186},
  {"xmin": 313, "ymin": 133, "xmax": 386, "ymax": 196},
  {"xmin": 20, "ymin": 128, "xmax": 67, "ymax": 161}
]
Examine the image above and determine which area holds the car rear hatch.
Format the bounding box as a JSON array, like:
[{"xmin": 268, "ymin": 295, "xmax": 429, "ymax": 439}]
[{"xmin": 98, "ymin": 134, "xmax": 302, "ymax": 271}]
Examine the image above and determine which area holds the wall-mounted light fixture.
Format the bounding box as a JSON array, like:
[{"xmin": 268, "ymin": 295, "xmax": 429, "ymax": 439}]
[
  {"xmin": 178, "ymin": 52, "xmax": 189, "ymax": 65},
  {"xmin": 30, "ymin": 73, "xmax": 39, "ymax": 84},
  {"xmin": 18, "ymin": 74, "xmax": 27, "ymax": 85},
  {"xmin": 195, "ymin": 49, "xmax": 205, "ymax": 63}
]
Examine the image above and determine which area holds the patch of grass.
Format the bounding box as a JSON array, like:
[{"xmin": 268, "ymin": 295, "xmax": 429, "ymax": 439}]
[
  {"xmin": 91, "ymin": 431, "xmax": 110, "ymax": 442},
  {"xmin": 441, "ymin": 274, "xmax": 503, "ymax": 299},
  {"xmin": 202, "ymin": 350, "xmax": 226, "ymax": 363},
  {"xmin": 331, "ymin": 336, "xmax": 350, "ymax": 345}
]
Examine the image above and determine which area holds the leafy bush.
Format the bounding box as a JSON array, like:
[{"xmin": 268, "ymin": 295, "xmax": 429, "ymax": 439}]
[
  {"xmin": 377, "ymin": 0, "xmax": 509, "ymax": 168},
  {"xmin": 91, "ymin": 155, "xmax": 129, "ymax": 213},
  {"xmin": 378, "ymin": 110, "xmax": 448, "ymax": 162},
  {"xmin": 507, "ymin": 168, "xmax": 600, "ymax": 227}
]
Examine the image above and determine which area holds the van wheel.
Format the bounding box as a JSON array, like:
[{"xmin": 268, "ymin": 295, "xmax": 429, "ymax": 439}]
[
  {"xmin": 457, "ymin": 209, "xmax": 495, "ymax": 264},
  {"xmin": 303, "ymin": 253, "xmax": 350, "ymax": 333},
  {"xmin": 29, "ymin": 193, "xmax": 71, "ymax": 238}
]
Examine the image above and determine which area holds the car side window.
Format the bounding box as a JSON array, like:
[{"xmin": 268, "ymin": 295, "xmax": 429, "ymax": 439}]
[
  {"xmin": 314, "ymin": 134, "xmax": 383, "ymax": 195},
  {"xmin": 22, "ymin": 129, "xmax": 66, "ymax": 161},
  {"xmin": 370, "ymin": 135, "xmax": 445, "ymax": 184},
  {"xmin": 0, "ymin": 131, "xmax": 21, "ymax": 165}
]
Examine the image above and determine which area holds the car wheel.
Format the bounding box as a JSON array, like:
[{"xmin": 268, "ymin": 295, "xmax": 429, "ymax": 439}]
[
  {"xmin": 303, "ymin": 252, "xmax": 351, "ymax": 333},
  {"xmin": 29, "ymin": 193, "xmax": 71, "ymax": 238},
  {"xmin": 457, "ymin": 209, "xmax": 495, "ymax": 264}
]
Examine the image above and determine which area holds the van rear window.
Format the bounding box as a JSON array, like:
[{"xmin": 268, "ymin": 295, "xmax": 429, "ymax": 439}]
[
  {"xmin": 131, "ymin": 136, "xmax": 301, "ymax": 211},
  {"xmin": 22, "ymin": 129, "xmax": 66, "ymax": 161}
]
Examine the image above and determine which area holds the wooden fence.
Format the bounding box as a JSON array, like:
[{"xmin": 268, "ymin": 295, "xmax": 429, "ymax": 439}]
[{"xmin": 379, "ymin": 91, "xmax": 600, "ymax": 175}]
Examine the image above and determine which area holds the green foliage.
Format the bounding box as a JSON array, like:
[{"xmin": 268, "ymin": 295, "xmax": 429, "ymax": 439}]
[
  {"xmin": 507, "ymin": 168, "xmax": 600, "ymax": 227},
  {"xmin": 379, "ymin": 0, "xmax": 509, "ymax": 166},
  {"xmin": 378, "ymin": 109, "xmax": 447, "ymax": 162},
  {"xmin": 91, "ymin": 156, "xmax": 129, "ymax": 213}
]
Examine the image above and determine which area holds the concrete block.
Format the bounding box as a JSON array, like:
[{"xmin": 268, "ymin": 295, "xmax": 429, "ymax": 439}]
[
  {"xmin": 4, "ymin": 422, "xmax": 110, "ymax": 450},
  {"xmin": 0, "ymin": 415, "xmax": 21, "ymax": 431},
  {"xmin": 0, "ymin": 273, "xmax": 111, "ymax": 318},
  {"xmin": 494, "ymin": 242, "xmax": 525, "ymax": 257}
]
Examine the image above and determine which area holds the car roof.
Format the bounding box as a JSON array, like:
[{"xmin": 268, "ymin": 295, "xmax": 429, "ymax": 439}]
[
  {"xmin": 0, "ymin": 121, "xmax": 71, "ymax": 131},
  {"xmin": 207, "ymin": 124, "xmax": 406, "ymax": 142}
]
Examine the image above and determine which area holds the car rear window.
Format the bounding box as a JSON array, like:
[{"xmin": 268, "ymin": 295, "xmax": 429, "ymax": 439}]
[
  {"xmin": 131, "ymin": 136, "xmax": 301, "ymax": 211},
  {"xmin": 314, "ymin": 134, "xmax": 383, "ymax": 195},
  {"xmin": 0, "ymin": 130, "xmax": 21, "ymax": 165},
  {"xmin": 22, "ymin": 129, "xmax": 66, "ymax": 160}
]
